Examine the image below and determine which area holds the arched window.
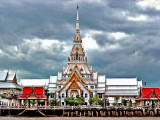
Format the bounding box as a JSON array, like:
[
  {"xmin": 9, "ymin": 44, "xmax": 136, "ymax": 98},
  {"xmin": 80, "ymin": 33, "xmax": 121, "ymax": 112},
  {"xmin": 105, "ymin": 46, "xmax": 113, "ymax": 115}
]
[
  {"xmin": 62, "ymin": 93, "xmax": 64, "ymax": 98},
  {"xmin": 85, "ymin": 93, "xmax": 88, "ymax": 98},
  {"xmin": 76, "ymin": 52, "xmax": 78, "ymax": 60},
  {"xmin": 77, "ymin": 35, "xmax": 79, "ymax": 40},
  {"xmin": 81, "ymin": 91, "xmax": 83, "ymax": 97},
  {"xmin": 66, "ymin": 92, "xmax": 68, "ymax": 98}
]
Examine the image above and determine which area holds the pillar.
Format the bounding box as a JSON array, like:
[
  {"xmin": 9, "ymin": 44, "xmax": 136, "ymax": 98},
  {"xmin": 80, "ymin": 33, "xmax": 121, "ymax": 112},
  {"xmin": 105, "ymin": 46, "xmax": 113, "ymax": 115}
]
[
  {"xmin": 144, "ymin": 100, "xmax": 146, "ymax": 106},
  {"xmin": 36, "ymin": 100, "xmax": 38, "ymax": 107},
  {"xmin": 27, "ymin": 99, "xmax": 29, "ymax": 108},
  {"xmin": 18, "ymin": 100, "xmax": 21, "ymax": 107},
  {"xmin": 45, "ymin": 99, "xmax": 47, "ymax": 107},
  {"xmin": 140, "ymin": 100, "xmax": 142, "ymax": 108},
  {"xmin": 149, "ymin": 100, "xmax": 151, "ymax": 109}
]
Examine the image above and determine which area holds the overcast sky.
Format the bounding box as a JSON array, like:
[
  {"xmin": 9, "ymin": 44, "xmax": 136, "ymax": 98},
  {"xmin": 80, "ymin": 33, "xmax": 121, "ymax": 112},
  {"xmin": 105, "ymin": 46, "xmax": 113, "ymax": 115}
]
[{"xmin": 0, "ymin": 0, "xmax": 160, "ymax": 87}]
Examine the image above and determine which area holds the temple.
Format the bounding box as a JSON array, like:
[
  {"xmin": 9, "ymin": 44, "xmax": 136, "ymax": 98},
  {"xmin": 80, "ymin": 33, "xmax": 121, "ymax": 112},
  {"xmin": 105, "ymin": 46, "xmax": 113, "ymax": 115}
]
[
  {"xmin": 46, "ymin": 5, "xmax": 142, "ymax": 106},
  {"xmin": 16, "ymin": 5, "xmax": 143, "ymax": 106},
  {"xmin": 0, "ymin": 70, "xmax": 22, "ymax": 106},
  {"xmin": 136, "ymin": 88, "xmax": 160, "ymax": 109},
  {"xmin": 18, "ymin": 87, "xmax": 47, "ymax": 109}
]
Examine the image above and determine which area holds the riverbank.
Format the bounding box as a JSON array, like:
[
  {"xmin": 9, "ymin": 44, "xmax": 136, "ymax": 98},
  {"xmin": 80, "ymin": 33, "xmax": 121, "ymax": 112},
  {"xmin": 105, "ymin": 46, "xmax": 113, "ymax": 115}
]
[{"xmin": 0, "ymin": 117, "xmax": 160, "ymax": 120}]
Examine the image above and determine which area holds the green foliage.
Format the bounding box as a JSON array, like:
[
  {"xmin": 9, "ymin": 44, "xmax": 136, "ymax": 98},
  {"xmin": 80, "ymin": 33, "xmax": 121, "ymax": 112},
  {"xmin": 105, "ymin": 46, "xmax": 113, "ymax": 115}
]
[
  {"xmin": 89, "ymin": 97, "xmax": 94, "ymax": 105},
  {"xmin": 88, "ymin": 96, "xmax": 104, "ymax": 106},
  {"xmin": 98, "ymin": 99, "xmax": 104, "ymax": 106},
  {"xmin": 64, "ymin": 96, "xmax": 85, "ymax": 106},
  {"xmin": 75, "ymin": 97, "xmax": 85, "ymax": 105},
  {"xmin": 122, "ymin": 98, "xmax": 128, "ymax": 106},
  {"xmin": 30, "ymin": 100, "xmax": 36, "ymax": 104},
  {"xmin": 115, "ymin": 95, "xmax": 120, "ymax": 103},
  {"xmin": 129, "ymin": 99, "xmax": 132, "ymax": 106},
  {"xmin": 24, "ymin": 100, "xmax": 27, "ymax": 104},
  {"xmin": 49, "ymin": 98, "xmax": 59, "ymax": 106},
  {"xmin": 64, "ymin": 97, "xmax": 75, "ymax": 106},
  {"xmin": 38, "ymin": 100, "xmax": 45, "ymax": 105}
]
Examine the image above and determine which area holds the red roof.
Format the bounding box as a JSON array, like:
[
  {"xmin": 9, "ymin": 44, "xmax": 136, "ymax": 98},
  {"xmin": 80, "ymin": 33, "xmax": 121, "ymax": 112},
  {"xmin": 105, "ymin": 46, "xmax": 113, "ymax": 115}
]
[
  {"xmin": 19, "ymin": 87, "xmax": 46, "ymax": 99},
  {"xmin": 142, "ymin": 88, "xmax": 160, "ymax": 95},
  {"xmin": 137, "ymin": 88, "xmax": 160, "ymax": 100}
]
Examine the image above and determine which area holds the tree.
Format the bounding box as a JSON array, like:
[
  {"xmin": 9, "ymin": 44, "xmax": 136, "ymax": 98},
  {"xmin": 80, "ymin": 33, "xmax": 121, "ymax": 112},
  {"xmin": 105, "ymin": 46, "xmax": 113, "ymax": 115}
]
[
  {"xmin": 89, "ymin": 97, "xmax": 94, "ymax": 105},
  {"xmin": 92, "ymin": 96, "xmax": 100, "ymax": 105},
  {"xmin": 128, "ymin": 99, "xmax": 132, "ymax": 106},
  {"xmin": 115, "ymin": 95, "xmax": 120, "ymax": 106},
  {"xmin": 30, "ymin": 100, "xmax": 36, "ymax": 105},
  {"xmin": 75, "ymin": 97, "xmax": 85, "ymax": 105},
  {"xmin": 98, "ymin": 99, "xmax": 104, "ymax": 106},
  {"xmin": 38, "ymin": 100, "xmax": 45, "ymax": 106},
  {"xmin": 49, "ymin": 98, "xmax": 59, "ymax": 106},
  {"xmin": 122, "ymin": 98, "xmax": 128, "ymax": 106},
  {"xmin": 64, "ymin": 96, "xmax": 85, "ymax": 106},
  {"xmin": 64, "ymin": 97, "xmax": 75, "ymax": 106},
  {"xmin": 88, "ymin": 96, "xmax": 104, "ymax": 106}
]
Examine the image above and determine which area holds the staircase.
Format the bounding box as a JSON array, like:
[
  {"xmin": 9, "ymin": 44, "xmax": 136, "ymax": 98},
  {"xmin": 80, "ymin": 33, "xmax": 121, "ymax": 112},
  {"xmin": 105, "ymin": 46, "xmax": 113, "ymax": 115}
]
[
  {"xmin": 17, "ymin": 109, "xmax": 26, "ymax": 116},
  {"xmin": 37, "ymin": 109, "xmax": 47, "ymax": 117}
]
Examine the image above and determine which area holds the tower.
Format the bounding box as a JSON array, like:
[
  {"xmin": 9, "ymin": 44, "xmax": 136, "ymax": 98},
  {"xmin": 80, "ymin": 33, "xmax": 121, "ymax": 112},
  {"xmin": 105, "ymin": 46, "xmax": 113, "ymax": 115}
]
[
  {"xmin": 56, "ymin": 5, "xmax": 97, "ymax": 106},
  {"xmin": 68, "ymin": 5, "xmax": 87, "ymax": 63}
]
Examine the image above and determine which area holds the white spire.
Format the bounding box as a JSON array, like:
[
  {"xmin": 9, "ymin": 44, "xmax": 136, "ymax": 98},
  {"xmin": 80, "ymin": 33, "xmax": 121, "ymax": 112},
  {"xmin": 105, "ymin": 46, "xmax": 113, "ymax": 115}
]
[{"xmin": 76, "ymin": 4, "xmax": 80, "ymax": 33}]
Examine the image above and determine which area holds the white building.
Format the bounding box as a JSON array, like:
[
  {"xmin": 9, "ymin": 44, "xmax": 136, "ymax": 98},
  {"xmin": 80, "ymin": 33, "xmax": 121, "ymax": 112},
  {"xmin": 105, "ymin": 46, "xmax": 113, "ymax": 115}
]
[
  {"xmin": 46, "ymin": 6, "xmax": 142, "ymax": 106},
  {"xmin": 19, "ymin": 5, "xmax": 142, "ymax": 106},
  {"xmin": 0, "ymin": 70, "xmax": 22, "ymax": 106}
]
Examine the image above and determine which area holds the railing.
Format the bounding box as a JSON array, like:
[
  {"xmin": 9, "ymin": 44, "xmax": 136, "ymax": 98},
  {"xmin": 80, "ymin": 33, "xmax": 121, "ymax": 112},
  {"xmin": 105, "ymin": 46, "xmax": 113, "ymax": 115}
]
[
  {"xmin": 0, "ymin": 105, "xmax": 26, "ymax": 109},
  {"xmin": 0, "ymin": 105, "xmax": 158, "ymax": 110}
]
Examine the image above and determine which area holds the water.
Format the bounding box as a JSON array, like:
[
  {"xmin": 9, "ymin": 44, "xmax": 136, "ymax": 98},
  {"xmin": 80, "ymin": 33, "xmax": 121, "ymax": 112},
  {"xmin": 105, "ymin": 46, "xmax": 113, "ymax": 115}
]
[{"xmin": 0, "ymin": 117, "xmax": 160, "ymax": 120}]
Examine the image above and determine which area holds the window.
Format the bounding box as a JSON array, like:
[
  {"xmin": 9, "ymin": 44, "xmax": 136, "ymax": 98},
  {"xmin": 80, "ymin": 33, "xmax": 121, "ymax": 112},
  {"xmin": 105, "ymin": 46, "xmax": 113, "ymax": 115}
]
[
  {"xmin": 66, "ymin": 92, "xmax": 68, "ymax": 98},
  {"xmin": 62, "ymin": 102, "xmax": 64, "ymax": 106},
  {"xmin": 62, "ymin": 93, "xmax": 64, "ymax": 98},
  {"xmin": 86, "ymin": 86, "xmax": 88, "ymax": 88},
  {"xmin": 58, "ymin": 86, "xmax": 61, "ymax": 89},
  {"xmin": 82, "ymin": 75, "xmax": 84, "ymax": 77},
  {"xmin": 81, "ymin": 92, "xmax": 83, "ymax": 97},
  {"xmin": 76, "ymin": 52, "xmax": 78, "ymax": 60},
  {"xmin": 85, "ymin": 93, "xmax": 88, "ymax": 98},
  {"xmin": 77, "ymin": 36, "xmax": 79, "ymax": 40},
  {"xmin": 3, "ymin": 90, "xmax": 6, "ymax": 94},
  {"xmin": 90, "ymin": 86, "xmax": 94, "ymax": 89},
  {"xmin": 51, "ymin": 94, "xmax": 54, "ymax": 98},
  {"xmin": 99, "ymin": 94, "xmax": 102, "ymax": 98}
]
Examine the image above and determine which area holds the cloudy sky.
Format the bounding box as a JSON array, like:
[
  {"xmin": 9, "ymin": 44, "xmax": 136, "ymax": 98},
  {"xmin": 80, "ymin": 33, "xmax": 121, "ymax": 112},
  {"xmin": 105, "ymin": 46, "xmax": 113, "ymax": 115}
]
[{"xmin": 0, "ymin": 0, "xmax": 160, "ymax": 87}]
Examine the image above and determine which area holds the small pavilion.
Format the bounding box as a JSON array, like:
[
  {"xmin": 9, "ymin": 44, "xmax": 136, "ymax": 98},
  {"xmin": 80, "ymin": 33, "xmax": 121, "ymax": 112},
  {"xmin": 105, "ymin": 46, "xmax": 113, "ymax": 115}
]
[
  {"xmin": 18, "ymin": 86, "xmax": 47, "ymax": 108},
  {"xmin": 136, "ymin": 88, "xmax": 160, "ymax": 109}
]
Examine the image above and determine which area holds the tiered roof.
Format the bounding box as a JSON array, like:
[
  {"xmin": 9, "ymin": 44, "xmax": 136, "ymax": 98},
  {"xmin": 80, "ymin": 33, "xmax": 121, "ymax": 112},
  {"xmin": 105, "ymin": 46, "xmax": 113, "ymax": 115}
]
[
  {"xmin": 136, "ymin": 88, "xmax": 160, "ymax": 100},
  {"xmin": 0, "ymin": 71, "xmax": 21, "ymax": 89},
  {"xmin": 19, "ymin": 87, "xmax": 46, "ymax": 99}
]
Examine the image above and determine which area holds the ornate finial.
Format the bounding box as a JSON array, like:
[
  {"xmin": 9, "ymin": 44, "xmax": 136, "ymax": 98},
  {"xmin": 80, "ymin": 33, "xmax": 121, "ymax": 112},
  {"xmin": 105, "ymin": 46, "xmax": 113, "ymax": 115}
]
[{"xmin": 76, "ymin": 4, "xmax": 80, "ymax": 33}]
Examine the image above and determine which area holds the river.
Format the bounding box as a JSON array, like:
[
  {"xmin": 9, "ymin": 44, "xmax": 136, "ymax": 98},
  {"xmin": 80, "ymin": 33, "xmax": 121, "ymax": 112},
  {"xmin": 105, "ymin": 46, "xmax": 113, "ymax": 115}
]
[{"xmin": 0, "ymin": 117, "xmax": 160, "ymax": 120}]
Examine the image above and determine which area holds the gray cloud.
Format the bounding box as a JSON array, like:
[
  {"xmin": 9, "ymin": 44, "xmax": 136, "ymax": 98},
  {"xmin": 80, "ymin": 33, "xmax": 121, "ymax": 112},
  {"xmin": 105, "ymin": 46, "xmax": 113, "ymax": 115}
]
[{"xmin": 0, "ymin": 0, "xmax": 160, "ymax": 87}]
